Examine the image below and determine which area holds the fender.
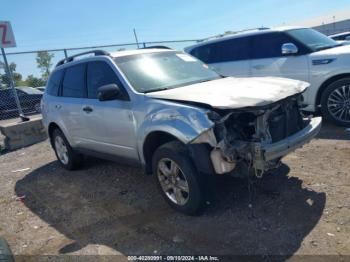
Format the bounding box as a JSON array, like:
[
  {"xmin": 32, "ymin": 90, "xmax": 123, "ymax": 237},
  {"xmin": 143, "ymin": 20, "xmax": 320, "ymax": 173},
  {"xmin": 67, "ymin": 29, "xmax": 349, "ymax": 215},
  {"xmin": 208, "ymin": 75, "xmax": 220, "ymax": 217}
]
[
  {"xmin": 307, "ymin": 65, "xmax": 350, "ymax": 110},
  {"xmin": 136, "ymin": 106, "xmax": 214, "ymax": 165},
  {"xmin": 47, "ymin": 120, "xmax": 74, "ymax": 147}
]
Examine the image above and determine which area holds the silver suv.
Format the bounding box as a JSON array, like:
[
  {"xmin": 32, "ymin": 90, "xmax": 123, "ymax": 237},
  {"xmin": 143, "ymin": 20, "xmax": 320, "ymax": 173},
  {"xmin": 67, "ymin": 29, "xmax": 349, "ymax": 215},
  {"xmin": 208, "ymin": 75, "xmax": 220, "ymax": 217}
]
[{"xmin": 42, "ymin": 48, "xmax": 322, "ymax": 215}]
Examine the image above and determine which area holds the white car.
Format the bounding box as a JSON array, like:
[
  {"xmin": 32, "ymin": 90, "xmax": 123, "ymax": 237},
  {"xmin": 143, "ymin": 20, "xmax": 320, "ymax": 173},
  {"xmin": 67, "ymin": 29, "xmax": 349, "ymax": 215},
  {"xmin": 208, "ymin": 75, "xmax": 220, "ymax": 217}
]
[
  {"xmin": 329, "ymin": 31, "xmax": 350, "ymax": 41},
  {"xmin": 185, "ymin": 27, "xmax": 350, "ymax": 126}
]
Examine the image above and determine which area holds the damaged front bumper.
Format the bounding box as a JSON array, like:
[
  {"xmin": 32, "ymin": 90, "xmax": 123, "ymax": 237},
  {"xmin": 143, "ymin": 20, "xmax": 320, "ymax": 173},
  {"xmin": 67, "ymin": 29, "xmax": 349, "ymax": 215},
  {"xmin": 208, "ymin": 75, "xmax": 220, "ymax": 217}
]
[
  {"xmin": 252, "ymin": 117, "xmax": 322, "ymax": 172},
  {"xmin": 191, "ymin": 115, "xmax": 322, "ymax": 177}
]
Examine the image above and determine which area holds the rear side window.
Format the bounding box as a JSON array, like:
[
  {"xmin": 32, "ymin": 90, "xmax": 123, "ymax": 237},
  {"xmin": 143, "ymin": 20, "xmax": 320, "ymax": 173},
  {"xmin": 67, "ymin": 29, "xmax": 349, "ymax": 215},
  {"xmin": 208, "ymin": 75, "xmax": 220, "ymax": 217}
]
[
  {"xmin": 251, "ymin": 33, "xmax": 294, "ymax": 59},
  {"xmin": 46, "ymin": 70, "xmax": 63, "ymax": 96},
  {"xmin": 87, "ymin": 61, "xmax": 121, "ymax": 99},
  {"xmin": 190, "ymin": 37, "xmax": 250, "ymax": 64},
  {"xmin": 62, "ymin": 63, "xmax": 86, "ymax": 98}
]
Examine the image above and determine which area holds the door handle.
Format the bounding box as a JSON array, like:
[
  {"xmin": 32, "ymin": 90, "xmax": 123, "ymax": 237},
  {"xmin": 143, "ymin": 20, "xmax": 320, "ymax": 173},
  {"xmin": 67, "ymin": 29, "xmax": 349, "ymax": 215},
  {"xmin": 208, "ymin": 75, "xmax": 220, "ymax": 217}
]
[
  {"xmin": 82, "ymin": 106, "xmax": 93, "ymax": 113},
  {"xmin": 252, "ymin": 64, "xmax": 265, "ymax": 70},
  {"xmin": 55, "ymin": 104, "xmax": 62, "ymax": 109}
]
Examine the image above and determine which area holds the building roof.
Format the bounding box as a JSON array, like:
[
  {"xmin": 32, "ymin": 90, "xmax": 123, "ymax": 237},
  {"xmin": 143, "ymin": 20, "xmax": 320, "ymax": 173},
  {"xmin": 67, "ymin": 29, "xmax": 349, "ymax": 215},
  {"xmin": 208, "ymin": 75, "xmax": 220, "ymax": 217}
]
[{"xmin": 283, "ymin": 8, "xmax": 350, "ymax": 28}]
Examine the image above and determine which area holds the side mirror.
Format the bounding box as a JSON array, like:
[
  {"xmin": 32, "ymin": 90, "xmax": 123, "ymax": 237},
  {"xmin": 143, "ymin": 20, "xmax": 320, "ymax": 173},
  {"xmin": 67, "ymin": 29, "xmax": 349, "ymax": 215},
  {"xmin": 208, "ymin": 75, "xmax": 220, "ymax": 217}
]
[
  {"xmin": 97, "ymin": 84, "xmax": 121, "ymax": 101},
  {"xmin": 281, "ymin": 43, "xmax": 298, "ymax": 55}
]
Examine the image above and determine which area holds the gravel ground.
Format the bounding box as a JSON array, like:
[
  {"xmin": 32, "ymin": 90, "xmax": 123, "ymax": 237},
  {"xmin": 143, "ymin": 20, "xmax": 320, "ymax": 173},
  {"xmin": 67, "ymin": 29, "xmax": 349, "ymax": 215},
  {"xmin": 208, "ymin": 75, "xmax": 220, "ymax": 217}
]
[{"xmin": 0, "ymin": 122, "xmax": 349, "ymax": 260}]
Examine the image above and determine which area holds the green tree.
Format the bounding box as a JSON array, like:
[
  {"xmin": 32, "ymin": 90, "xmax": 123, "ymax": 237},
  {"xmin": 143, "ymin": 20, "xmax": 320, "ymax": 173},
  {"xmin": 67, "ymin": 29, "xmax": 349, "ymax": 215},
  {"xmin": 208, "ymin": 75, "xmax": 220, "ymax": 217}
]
[
  {"xmin": 36, "ymin": 51, "xmax": 54, "ymax": 80},
  {"xmin": 26, "ymin": 74, "xmax": 46, "ymax": 87},
  {"xmin": 224, "ymin": 31, "xmax": 235, "ymax": 36},
  {"xmin": 0, "ymin": 62, "xmax": 24, "ymax": 87}
]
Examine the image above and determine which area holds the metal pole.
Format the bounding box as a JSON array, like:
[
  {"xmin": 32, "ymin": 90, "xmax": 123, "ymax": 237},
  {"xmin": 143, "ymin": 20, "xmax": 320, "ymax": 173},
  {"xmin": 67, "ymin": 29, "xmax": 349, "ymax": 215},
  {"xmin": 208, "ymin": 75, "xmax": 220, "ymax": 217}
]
[
  {"xmin": 133, "ymin": 28, "xmax": 140, "ymax": 49},
  {"xmin": 1, "ymin": 47, "xmax": 28, "ymax": 122},
  {"xmin": 63, "ymin": 49, "xmax": 68, "ymax": 59}
]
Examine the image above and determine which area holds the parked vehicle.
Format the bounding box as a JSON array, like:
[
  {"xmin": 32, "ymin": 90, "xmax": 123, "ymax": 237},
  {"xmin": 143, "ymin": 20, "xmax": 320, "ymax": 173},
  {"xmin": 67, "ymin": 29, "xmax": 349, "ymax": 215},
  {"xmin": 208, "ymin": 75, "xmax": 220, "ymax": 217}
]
[
  {"xmin": 329, "ymin": 31, "xmax": 350, "ymax": 41},
  {"xmin": 0, "ymin": 87, "xmax": 43, "ymax": 119},
  {"xmin": 42, "ymin": 49, "xmax": 321, "ymax": 215},
  {"xmin": 328, "ymin": 32, "xmax": 350, "ymax": 46},
  {"xmin": 36, "ymin": 86, "xmax": 46, "ymax": 92},
  {"xmin": 334, "ymin": 41, "xmax": 350, "ymax": 46},
  {"xmin": 185, "ymin": 27, "xmax": 350, "ymax": 126}
]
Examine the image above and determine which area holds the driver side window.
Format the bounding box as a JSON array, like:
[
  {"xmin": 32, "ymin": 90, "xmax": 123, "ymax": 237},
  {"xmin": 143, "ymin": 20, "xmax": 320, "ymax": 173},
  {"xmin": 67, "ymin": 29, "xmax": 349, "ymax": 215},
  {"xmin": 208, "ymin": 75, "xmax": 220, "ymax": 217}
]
[
  {"xmin": 251, "ymin": 33, "xmax": 295, "ymax": 59},
  {"xmin": 87, "ymin": 61, "xmax": 123, "ymax": 99}
]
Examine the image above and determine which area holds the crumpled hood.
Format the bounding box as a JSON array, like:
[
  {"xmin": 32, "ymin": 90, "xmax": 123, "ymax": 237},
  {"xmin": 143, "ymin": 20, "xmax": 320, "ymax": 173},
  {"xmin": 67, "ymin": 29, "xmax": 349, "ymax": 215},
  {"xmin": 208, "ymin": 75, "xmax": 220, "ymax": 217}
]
[{"xmin": 146, "ymin": 77, "xmax": 309, "ymax": 109}]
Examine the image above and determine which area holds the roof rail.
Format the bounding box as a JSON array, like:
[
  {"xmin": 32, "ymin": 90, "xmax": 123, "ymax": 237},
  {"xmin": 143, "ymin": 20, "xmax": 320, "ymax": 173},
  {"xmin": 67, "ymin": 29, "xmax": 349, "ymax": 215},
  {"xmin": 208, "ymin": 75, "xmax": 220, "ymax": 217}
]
[
  {"xmin": 141, "ymin": 45, "xmax": 172, "ymax": 50},
  {"xmin": 198, "ymin": 27, "xmax": 270, "ymax": 42},
  {"xmin": 56, "ymin": 50, "xmax": 110, "ymax": 67}
]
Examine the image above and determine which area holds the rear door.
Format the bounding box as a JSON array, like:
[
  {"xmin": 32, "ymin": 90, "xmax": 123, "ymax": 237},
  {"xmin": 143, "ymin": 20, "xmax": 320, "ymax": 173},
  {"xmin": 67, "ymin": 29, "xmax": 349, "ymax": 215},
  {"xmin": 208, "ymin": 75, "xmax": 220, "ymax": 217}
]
[
  {"xmin": 189, "ymin": 37, "xmax": 251, "ymax": 77},
  {"xmin": 79, "ymin": 60, "xmax": 138, "ymax": 160},
  {"xmin": 56, "ymin": 63, "xmax": 87, "ymax": 146},
  {"xmin": 250, "ymin": 32, "xmax": 309, "ymax": 82}
]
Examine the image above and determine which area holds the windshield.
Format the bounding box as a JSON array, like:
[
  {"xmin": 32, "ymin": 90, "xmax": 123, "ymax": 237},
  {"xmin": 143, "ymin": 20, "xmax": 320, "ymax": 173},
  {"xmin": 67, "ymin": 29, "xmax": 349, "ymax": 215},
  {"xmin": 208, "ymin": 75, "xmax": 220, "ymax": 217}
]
[
  {"xmin": 287, "ymin": 28, "xmax": 340, "ymax": 51},
  {"xmin": 114, "ymin": 51, "xmax": 221, "ymax": 93}
]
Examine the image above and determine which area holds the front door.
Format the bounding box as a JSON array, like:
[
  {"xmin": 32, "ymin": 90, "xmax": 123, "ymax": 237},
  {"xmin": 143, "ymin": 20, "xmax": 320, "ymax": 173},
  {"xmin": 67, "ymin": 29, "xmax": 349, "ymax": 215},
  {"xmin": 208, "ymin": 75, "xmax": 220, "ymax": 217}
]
[
  {"xmin": 250, "ymin": 32, "xmax": 309, "ymax": 83},
  {"xmin": 79, "ymin": 60, "xmax": 138, "ymax": 160}
]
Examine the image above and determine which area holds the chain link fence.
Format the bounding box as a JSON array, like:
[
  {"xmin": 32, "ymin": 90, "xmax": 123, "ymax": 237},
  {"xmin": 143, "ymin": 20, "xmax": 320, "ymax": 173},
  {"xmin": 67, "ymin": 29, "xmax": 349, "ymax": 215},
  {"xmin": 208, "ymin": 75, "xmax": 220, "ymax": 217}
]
[{"xmin": 0, "ymin": 39, "xmax": 198, "ymax": 123}]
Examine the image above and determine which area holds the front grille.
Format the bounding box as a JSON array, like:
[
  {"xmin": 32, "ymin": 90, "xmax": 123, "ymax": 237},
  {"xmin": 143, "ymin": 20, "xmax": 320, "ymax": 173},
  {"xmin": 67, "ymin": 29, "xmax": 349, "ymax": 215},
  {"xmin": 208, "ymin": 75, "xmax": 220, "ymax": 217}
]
[{"xmin": 268, "ymin": 100, "xmax": 304, "ymax": 143}]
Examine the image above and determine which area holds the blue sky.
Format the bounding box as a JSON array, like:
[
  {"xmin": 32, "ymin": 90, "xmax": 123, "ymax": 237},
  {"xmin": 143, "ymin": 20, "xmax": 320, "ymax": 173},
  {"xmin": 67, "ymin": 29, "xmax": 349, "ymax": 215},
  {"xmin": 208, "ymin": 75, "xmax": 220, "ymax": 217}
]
[{"xmin": 1, "ymin": 0, "xmax": 350, "ymax": 78}]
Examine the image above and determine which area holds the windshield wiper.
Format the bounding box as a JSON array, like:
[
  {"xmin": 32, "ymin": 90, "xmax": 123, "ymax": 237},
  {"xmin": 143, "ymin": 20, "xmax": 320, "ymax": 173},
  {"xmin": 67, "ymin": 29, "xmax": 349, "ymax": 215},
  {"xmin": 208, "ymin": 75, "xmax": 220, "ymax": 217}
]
[
  {"xmin": 197, "ymin": 77, "xmax": 221, "ymax": 83},
  {"xmin": 143, "ymin": 87, "xmax": 170, "ymax": 93}
]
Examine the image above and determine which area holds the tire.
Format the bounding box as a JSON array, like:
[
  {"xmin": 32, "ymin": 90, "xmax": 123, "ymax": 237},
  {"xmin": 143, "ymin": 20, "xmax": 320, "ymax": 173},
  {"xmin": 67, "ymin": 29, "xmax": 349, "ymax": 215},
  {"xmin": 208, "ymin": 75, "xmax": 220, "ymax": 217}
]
[
  {"xmin": 52, "ymin": 128, "xmax": 83, "ymax": 170},
  {"xmin": 0, "ymin": 237, "xmax": 14, "ymax": 262},
  {"xmin": 321, "ymin": 78, "xmax": 350, "ymax": 127},
  {"xmin": 152, "ymin": 141, "xmax": 206, "ymax": 215}
]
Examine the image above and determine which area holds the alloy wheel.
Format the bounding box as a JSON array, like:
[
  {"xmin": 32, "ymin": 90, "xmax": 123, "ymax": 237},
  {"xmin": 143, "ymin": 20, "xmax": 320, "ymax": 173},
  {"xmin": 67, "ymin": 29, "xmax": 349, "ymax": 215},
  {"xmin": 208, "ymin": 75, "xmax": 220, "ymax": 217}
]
[
  {"xmin": 54, "ymin": 136, "xmax": 69, "ymax": 165},
  {"xmin": 157, "ymin": 158, "xmax": 190, "ymax": 206},
  {"xmin": 327, "ymin": 85, "xmax": 350, "ymax": 123}
]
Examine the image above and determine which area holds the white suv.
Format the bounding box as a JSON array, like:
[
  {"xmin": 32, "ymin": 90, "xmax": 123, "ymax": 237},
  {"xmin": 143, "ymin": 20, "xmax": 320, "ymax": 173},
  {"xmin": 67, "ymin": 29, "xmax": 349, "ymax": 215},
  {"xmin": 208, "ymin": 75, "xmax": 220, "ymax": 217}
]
[{"xmin": 185, "ymin": 27, "xmax": 350, "ymax": 126}]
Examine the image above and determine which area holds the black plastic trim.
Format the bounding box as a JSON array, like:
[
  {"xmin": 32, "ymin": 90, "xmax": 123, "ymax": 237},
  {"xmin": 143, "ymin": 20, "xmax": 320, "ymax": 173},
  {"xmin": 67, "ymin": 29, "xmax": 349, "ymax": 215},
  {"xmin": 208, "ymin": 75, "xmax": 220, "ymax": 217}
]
[
  {"xmin": 187, "ymin": 144, "xmax": 215, "ymax": 175},
  {"xmin": 56, "ymin": 50, "xmax": 110, "ymax": 67}
]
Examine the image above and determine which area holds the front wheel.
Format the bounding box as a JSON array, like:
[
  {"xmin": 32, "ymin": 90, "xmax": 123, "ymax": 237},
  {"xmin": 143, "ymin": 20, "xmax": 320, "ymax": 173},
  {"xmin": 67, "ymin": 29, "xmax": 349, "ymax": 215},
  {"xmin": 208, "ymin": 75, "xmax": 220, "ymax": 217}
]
[
  {"xmin": 152, "ymin": 141, "xmax": 207, "ymax": 215},
  {"xmin": 321, "ymin": 78, "xmax": 350, "ymax": 127}
]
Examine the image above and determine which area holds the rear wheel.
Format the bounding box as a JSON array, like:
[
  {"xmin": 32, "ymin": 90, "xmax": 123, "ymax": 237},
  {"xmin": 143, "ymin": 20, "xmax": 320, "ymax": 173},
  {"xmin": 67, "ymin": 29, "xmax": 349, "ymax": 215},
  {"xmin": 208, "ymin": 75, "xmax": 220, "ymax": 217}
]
[
  {"xmin": 0, "ymin": 237, "xmax": 14, "ymax": 262},
  {"xmin": 152, "ymin": 141, "xmax": 207, "ymax": 215},
  {"xmin": 321, "ymin": 78, "xmax": 350, "ymax": 127},
  {"xmin": 52, "ymin": 129, "xmax": 83, "ymax": 170}
]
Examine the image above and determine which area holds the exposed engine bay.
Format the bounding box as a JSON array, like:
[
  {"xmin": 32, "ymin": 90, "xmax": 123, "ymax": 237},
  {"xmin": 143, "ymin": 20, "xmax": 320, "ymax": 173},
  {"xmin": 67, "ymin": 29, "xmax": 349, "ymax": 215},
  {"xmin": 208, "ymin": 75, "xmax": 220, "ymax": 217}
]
[{"xmin": 192, "ymin": 94, "xmax": 319, "ymax": 178}]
